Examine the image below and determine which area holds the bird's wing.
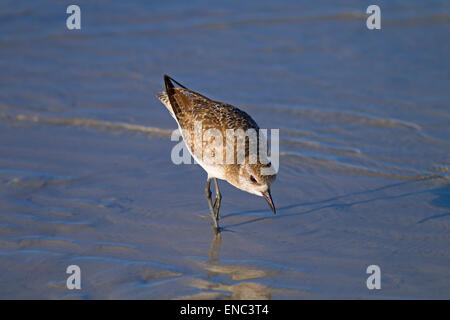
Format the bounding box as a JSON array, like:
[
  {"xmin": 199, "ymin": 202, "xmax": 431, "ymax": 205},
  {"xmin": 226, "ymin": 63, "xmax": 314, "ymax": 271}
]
[
  {"xmin": 163, "ymin": 75, "xmax": 261, "ymax": 162},
  {"xmin": 164, "ymin": 75, "xmax": 258, "ymax": 130}
]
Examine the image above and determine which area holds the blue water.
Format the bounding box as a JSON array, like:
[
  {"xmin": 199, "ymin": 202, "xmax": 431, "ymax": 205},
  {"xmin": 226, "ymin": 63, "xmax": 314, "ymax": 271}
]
[{"xmin": 0, "ymin": 0, "xmax": 449, "ymax": 299}]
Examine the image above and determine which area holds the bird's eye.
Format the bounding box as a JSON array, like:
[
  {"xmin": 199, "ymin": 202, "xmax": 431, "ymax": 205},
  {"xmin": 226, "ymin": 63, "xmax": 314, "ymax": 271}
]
[{"xmin": 250, "ymin": 175, "xmax": 257, "ymax": 183}]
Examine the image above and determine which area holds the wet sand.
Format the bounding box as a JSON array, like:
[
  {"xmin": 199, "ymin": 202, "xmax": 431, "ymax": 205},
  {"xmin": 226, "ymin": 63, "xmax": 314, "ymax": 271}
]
[{"xmin": 0, "ymin": 1, "xmax": 449, "ymax": 299}]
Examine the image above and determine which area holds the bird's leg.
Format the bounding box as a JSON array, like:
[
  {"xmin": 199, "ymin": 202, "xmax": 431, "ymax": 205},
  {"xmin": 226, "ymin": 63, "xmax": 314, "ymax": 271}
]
[
  {"xmin": 213, "ymin": 178, "xmax": 222, "ymax": 221},
  {"xmin": 205, "ymin": 178, "xmax": 219, "ymax": 229}
]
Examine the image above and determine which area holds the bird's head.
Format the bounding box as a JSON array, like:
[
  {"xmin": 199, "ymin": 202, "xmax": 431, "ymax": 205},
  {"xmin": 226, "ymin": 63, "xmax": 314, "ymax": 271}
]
[{"xmin": 235, "ymin": 162, "xmax": 277, "ymax": 214}]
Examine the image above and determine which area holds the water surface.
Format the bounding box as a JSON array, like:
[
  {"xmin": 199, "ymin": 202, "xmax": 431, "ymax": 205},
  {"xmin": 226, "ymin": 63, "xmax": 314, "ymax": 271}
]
[{"xmin": 0, "ymin": 0, "xmax": 449, "ymax": 299}]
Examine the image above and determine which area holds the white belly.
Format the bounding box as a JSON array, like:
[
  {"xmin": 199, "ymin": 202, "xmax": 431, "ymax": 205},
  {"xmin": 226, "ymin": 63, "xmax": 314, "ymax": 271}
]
[
  {"xmin": 160, "ymin": 93, "xmax": 227, "ymax": 180},
  {"xmin": 180, "ymin": 128, "xmax": 227, "ymax": 180}
]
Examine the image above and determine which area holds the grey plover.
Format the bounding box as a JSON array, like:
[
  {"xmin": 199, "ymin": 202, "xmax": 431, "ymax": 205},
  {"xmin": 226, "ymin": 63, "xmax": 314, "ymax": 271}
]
[{"xmin": 157, "ymin": 75, "xmax": 276, "ymax": 230}]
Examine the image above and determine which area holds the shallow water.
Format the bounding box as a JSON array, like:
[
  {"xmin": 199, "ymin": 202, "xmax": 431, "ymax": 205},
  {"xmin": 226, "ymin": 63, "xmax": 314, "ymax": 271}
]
[{"xmin": 0, "ymin": 0, "xmax": 449, "ymax": 299}]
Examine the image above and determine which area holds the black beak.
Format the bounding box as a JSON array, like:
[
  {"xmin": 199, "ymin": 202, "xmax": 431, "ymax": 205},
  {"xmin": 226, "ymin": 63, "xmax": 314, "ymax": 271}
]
[{"xmin": 262, "ymin": 189, "xmax": 276, "ymax": 214}]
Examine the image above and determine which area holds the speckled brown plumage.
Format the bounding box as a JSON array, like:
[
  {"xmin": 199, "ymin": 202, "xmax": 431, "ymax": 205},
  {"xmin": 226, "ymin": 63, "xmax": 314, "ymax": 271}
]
[
  {"xmin": 158, "ymin": 75, "xmax": 265, "ymax": 182},
  {"xmin": 157, "ymin": 75, "xmax": 276, "ymax": 224}
]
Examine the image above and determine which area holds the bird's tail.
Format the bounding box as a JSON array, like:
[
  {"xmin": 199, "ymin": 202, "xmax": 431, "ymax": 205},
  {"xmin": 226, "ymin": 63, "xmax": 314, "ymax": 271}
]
[
  {"xmin": 164, "ymin": 74, "xmax": 187, "ymax": 90},
  {"xmin": 156, "ymin": 91, "xmax": 176, "ymax": 119}
]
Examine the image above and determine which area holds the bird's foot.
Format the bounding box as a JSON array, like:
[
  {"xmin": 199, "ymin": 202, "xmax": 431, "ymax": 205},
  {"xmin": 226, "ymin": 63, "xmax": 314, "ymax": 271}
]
[{"xmin": 212, "ymin": 224, "xmax": 222, "ymax": 234}]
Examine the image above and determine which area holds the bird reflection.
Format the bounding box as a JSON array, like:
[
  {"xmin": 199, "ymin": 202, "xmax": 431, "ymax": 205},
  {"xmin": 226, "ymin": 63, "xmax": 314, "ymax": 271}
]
[
  {"xmin": 192, "ymin": 229, "xmax": 277, "ymax": 299},
  {"xmin": 208, "ymin": 230, "xmax": 222, "ymax": 264}
]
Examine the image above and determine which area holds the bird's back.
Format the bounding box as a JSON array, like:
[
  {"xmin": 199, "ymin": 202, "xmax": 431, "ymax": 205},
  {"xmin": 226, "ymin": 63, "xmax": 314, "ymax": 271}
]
[{"xmin": 158, "ymin": 76, "xmax": 259, "ymax": 133}]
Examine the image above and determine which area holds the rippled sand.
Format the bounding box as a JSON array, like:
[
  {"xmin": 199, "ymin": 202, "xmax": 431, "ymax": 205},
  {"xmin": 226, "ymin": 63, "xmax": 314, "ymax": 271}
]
[{"xmin": 0, "ymin": 0, "xmax": 449, "ymax": 299}]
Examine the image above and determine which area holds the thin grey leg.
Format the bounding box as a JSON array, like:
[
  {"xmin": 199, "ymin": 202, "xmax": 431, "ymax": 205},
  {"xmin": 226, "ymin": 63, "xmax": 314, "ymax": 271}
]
[
  {"xmin": 205, "ymin": 178, "xmax": 219, "ymax": 229},
  {"xmin": 213, "ymin": 178, "xmax": 222, "ymax": 222}
]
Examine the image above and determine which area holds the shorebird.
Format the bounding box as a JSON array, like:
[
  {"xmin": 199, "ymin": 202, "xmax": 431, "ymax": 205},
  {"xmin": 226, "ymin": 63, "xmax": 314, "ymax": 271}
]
[{"xmin": 157, "ymin": 75, "xmax": 276, "ymax": 230}]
